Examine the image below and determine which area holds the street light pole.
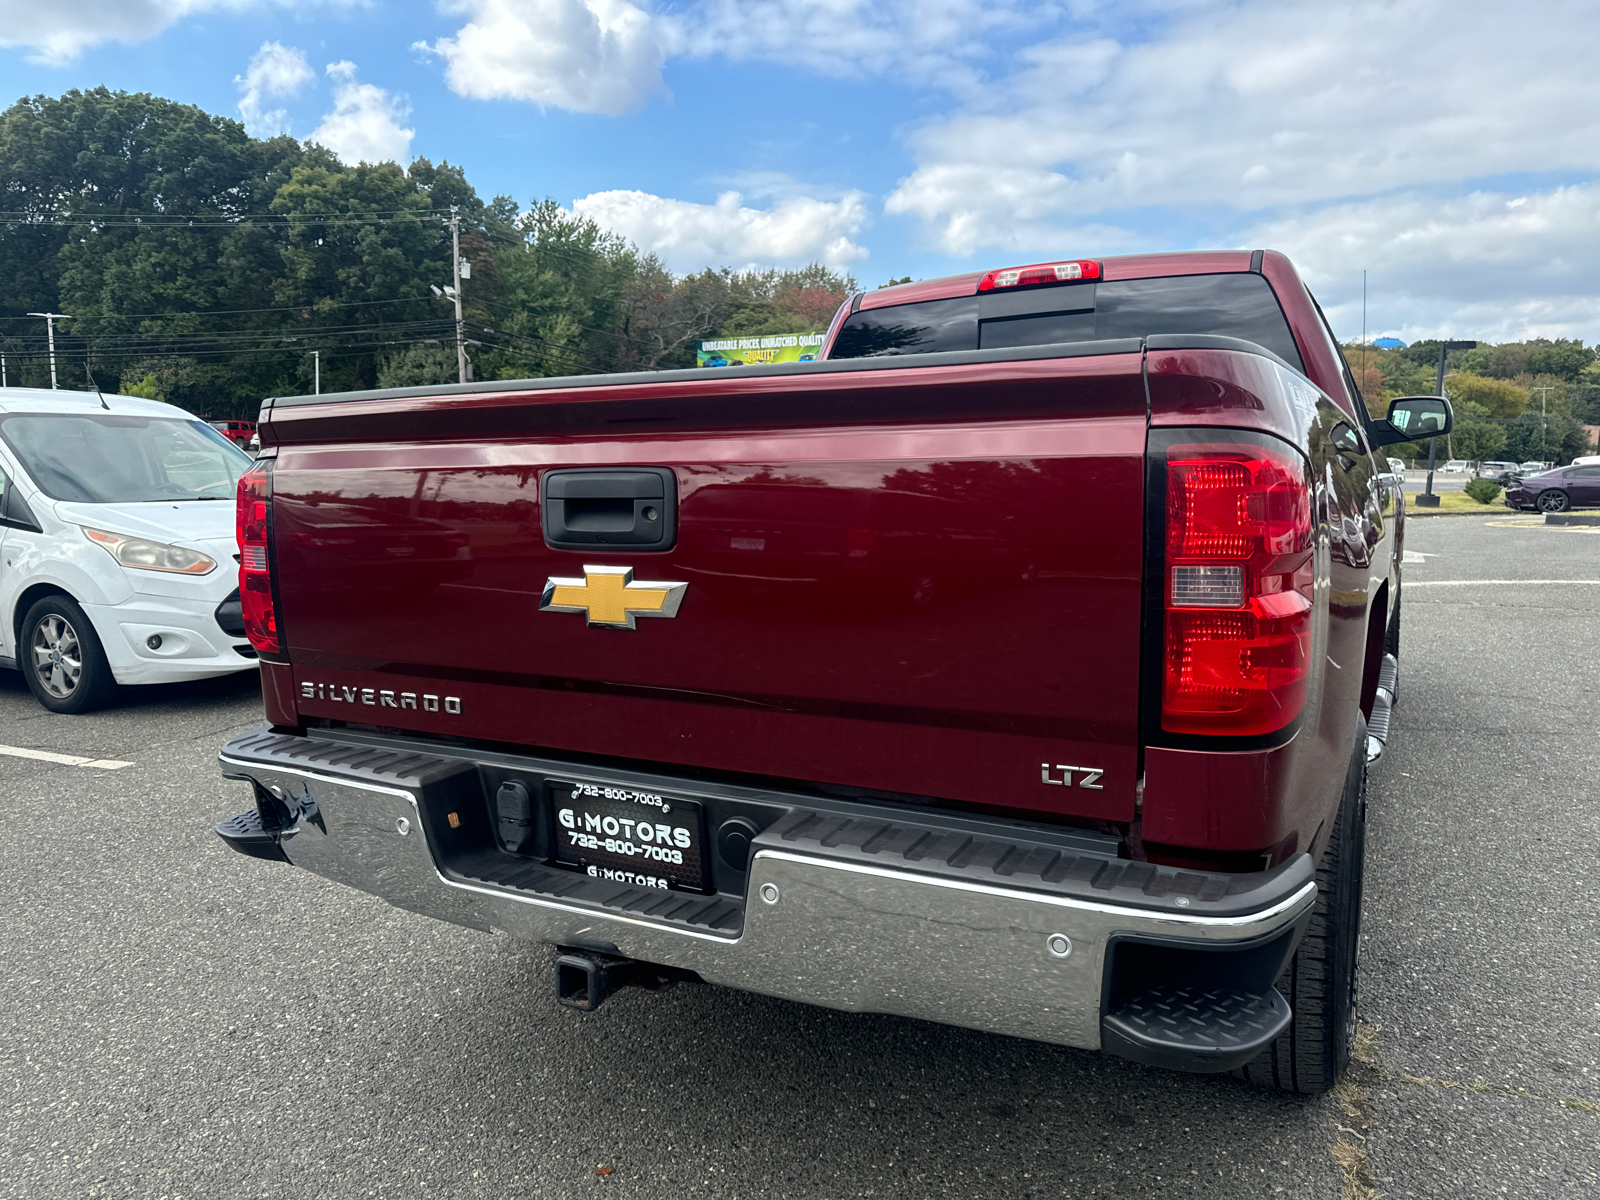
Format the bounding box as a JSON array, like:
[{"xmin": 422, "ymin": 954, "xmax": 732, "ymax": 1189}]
[
  {"xmin": 1417, "ymin": 339, "xmax": 1477, "ymax": 508},
  {"xmin": 27, "ymin": 312, "xmax": 72, "ymax": 389},
  {"xmin": 313, "ymin": 350, "xmax": 321, "ymax": 396}
]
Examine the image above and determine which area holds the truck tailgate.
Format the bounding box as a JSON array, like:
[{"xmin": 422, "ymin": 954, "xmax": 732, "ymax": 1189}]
[{"xmin": 265, "ymin": 353, "xmax": 1148, "ymax": 822}]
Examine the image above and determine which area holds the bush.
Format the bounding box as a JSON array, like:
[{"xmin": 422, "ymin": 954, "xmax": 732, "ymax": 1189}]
[{"xmin": 1464, "ymin": 478, "xmax": 1503, "ymax": 504}]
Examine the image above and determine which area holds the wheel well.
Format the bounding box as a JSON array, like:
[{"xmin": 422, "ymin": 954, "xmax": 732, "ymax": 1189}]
[
  {"xmin": 12, "ymin": 584, "xmax": 72, "ymax": 653},
  {"xmin": 1358, "ymin": 581, "xmax": 1389, "ymax": 720}
]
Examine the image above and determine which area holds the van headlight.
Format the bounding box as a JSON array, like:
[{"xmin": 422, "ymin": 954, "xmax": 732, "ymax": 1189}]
[{"xmin": 83, "ymin": 527, "xmax": 217, "ymax": 575}]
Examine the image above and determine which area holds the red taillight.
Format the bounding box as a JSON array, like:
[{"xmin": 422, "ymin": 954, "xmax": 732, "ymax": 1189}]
[
  {"xmin": 236, "ymin": 461, "xmax": 278, "ymax": 656},
  {"xmin": 1161, "ymin": 441, "xmax": 1313, "ymax": 736},
  {"xmin": 977, "ymin": 260, "xmax": 1101, "ymax": 291}
]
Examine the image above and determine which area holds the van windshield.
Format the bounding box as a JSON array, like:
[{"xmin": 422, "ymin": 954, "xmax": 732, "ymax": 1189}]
[{"xmin": 0, "ymin": 413, "xmax": 253, "ymax": 503}]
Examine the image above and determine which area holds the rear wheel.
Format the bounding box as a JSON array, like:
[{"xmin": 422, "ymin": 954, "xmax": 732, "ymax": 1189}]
[
  {"xmin": 1233, "ymin": 719, "xmax": 1367, "ymax": 1094},
  {"xmin": 1537, "ymin": 490, "xmax": 1570, "ymax": 513},
  {"xmin": 20, "ymin": 595, "xmax": 118, "ymax": 714}
]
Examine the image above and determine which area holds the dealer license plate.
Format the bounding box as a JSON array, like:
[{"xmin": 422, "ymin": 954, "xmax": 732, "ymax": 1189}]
[{"xmin": 550, "ymin": 780, "xmax": 709, "ymax": 892}]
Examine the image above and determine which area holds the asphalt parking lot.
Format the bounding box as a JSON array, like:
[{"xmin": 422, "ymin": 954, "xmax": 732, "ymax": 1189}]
[{"xmin": 1, "ymin": 514, "xmax": 1596, "ymax": 1200}]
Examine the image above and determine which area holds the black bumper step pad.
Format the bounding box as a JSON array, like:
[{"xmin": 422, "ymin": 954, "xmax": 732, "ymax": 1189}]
[
  {"xmin": 215, "ymin": 808, "xmax": 290, "ymax": 863},
  {"xmin": 1101, "ymin": 985, "xmax": 1292, "ymax": 1073}
]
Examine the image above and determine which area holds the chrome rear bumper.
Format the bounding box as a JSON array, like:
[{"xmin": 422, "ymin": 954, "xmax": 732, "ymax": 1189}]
[{"xmin": 218, "ymin": 729, "xmax": 1317, "ymax": 1058}]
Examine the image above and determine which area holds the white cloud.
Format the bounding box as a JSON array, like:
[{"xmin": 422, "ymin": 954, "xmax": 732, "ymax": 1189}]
[
  {"xmin": 1238, "ymin": 185, "xmax": 1600, "ymax": 343},
  {"xmin": 658, "ymin": 0, "xmax": 1055, "ymax": 89},
  {"xmin": 416, "ymin": 0, "xmax": 1055, "ymax": 115},
  {"xmin": 0, "ymin": 0, "xmax": 360, "ymax": 65},
  {"xmin": 572, "ymin": 188, "xmax": 870, "ymax": 271},
  {"xmin": 308, "ymin": 61, "xmax": 415, "ymax": 165},
  {"xmin": 0, "ymin": 0, "xmax": 236, "ymax": 65},
  {"xmin": 415, "ymin": 0, "xmax": 665, "ymax": 116},
  {"xmin": 236, "ymin": 41, "xmax": 313, "ymax": 137},
  {"xmin": 886, "ymin": 0, "xmax": 1600, "ymax": 254}
]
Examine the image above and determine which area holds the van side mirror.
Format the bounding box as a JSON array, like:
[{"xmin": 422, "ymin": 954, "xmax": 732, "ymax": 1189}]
[{"xmin": 1369, "ymin": 396, "xmax": 1453, "ymax": 446}]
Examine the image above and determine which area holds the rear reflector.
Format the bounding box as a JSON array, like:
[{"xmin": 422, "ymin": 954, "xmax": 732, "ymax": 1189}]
[
  {"xmin": 977, "ymin": 260, "xmax": 1101, "ymax": 292},
  {"xmin": 1162, "ymin": 441, "xmax": 1313, "ymax": 737},
  {"xmin": 236, "ymin": 461, "xmax": 278, "ymax": 656}
]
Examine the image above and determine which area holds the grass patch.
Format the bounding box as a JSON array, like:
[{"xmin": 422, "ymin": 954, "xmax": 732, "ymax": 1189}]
[
  {"xmin": 1331, "ymin": 1138, "xmax": 1382, "ymax": 1200},
  {"xmin": 1408, "ymin": 489, "xmax": 1509, "ymax": 515}
]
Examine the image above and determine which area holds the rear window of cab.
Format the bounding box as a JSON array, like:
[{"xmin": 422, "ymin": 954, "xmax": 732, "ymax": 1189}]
[{"xmin": 828, "ymin": 273, "xmax": 1305, "ymax": 373}]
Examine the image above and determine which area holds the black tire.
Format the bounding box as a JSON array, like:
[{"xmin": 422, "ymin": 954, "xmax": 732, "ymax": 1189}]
[
  {"xmin": 1537, "ymin": 490, "xmax": 1570, "ymax": 513},
  {"xmin": 19, "ymin": 594, "xmax": 118, "ymax": 714},
  {"xmin": 1233, "ymin": 720, "xmax": 1367, "ymax": 1094}
]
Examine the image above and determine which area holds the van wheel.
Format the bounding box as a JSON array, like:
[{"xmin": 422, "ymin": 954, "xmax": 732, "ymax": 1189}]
[
  {"xmin": 1233, "ymin": 718, "xmax": 1367, "ymax": 1095},
  {"xmin": 20, "ymin": 595, "xmax": 118, "ymax": 714}
]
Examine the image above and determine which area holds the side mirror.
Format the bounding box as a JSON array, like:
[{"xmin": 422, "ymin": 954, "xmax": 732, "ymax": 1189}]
[{"xmin": 1369, "ymin": 396, "xmax": 1453, "ymax": 446}]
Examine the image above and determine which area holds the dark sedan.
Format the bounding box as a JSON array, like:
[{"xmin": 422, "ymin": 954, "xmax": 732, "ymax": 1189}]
[{"xmin": 1505, "ymin": 464, "xmax": 1600, "ymax": 513}]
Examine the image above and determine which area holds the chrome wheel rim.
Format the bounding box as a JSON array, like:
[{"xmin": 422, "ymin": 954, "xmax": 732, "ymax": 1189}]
[{"xmin": 30, "ymin": 614, "xmax": 83, "ymax": 699}]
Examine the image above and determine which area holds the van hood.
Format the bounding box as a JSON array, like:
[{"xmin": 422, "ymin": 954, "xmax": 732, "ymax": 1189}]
[{"xmin": 51, "ymin": 499, "xmax": 236, "ymax": 548}]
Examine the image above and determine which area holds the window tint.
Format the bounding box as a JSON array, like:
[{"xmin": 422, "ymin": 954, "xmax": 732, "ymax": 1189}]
[
  {"xmin": 1567, "ymin": 466, "xmax": 1600, "ymax": 479},
  {"xmin": 829, "ymin": 296, "xmax": 977, "ymax": 358},
  {"xmin": 830, "ymin": 274, "xmax": 1304, "ymax": 372},
  {"xmin": 1092, "ymin": 276, "xmax": 1303, "ymax": 370}
]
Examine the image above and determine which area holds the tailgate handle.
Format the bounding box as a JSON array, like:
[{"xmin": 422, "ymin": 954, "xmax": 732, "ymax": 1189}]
[{"xmin": 542, "ymin": 468, "xmax": 677, "ymax": 551}]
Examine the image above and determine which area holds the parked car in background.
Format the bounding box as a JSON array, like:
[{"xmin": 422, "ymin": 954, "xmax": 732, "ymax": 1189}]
[
  {"xmin": 0, "ymin": 388, "xmax": 260, "ymax": 712},
  {"xmin": 209, "ymin": 419, "xmax": 256, "ymax": 449},
  {"xmin": 248, "ymin": 429, "xmax": 260, "ymax": 455},
  {"xmin": 1477, "ymin": 461, "xmax": 1519, "ymax": 484},
  {"xmin": 1518, "ymin": 461, "xmax": 1550, "ymax": 473},
  {"xmin": 1443, "ymin": 459, "xmax": 1470, "ymax": 474},
  {"xmin": 1505, "ymin": 464, "xmax": 1600, "ymax": 513}
]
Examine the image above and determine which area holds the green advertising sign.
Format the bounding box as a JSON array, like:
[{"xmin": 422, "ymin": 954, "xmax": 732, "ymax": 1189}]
[{"xmin": 697, "ymin": 333, "xmax": 825, "ymax": 368}]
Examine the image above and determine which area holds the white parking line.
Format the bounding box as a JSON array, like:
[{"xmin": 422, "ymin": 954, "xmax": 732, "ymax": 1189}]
[
  {"xmin": 0, "ymin": 744, "xmax": 135, "ymax": 770},
  {"xmin": 1408, "ymin": 579, "xmax": 1600, "ymax": 588}
]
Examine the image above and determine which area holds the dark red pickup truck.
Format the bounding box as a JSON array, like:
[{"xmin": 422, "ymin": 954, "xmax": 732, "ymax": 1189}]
[{"xmin": 216, "ymin": 250, "xmax": 1451, "ymax": 1093}]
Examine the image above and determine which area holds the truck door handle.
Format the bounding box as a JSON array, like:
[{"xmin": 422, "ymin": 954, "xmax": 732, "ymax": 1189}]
[{"xmin": 541, "ymin": 468, "xmax": 677, "ymax": 551}]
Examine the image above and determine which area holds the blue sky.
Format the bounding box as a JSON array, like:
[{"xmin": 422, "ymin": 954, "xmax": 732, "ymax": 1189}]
[{"xmin": 3, "ymin": 0, "xmax": 1598, "ymax": 344}]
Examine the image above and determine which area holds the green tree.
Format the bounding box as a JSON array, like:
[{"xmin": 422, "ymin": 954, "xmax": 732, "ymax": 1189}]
[
  {"xmin": 1450, "ymin": 420, "xmax": 1507, "ymax": 462},
  {"xmin": 1445, "ymin": 372, "xmax": 1529, "ymax": 418},
  {"xmin": 119, "ymin": 372, "xmax": 164, "ymax": 401}
]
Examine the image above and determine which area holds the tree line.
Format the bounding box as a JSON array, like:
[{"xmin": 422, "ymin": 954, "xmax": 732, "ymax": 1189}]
[
  {"xmin": 1345, "ymin": 339, "xmax": 1598, "ymax": 463},
  {"xmin": 0, "ymin": 89, "xmax": 853, "ymax": 417}
]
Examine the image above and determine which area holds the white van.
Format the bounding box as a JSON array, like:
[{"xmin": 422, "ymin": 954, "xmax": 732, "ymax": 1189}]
[
  {"xmin": 0, "ymin": 388, "xmax": 259, "ymax": 712},
  {"xmin": 1442, "ymin": 460, "xmax": 1470, "ymax": 474}
]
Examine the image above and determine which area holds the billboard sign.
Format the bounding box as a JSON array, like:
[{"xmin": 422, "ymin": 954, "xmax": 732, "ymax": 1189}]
[{"xmin": 697, "ymin": 333, "xmax": 825, "ymax": 368}]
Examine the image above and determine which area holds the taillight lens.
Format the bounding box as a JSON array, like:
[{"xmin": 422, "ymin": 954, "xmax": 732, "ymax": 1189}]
[
  {"xmin": 1162, "ymin": 441, "xmax": 1313, "ymax": 736},
  {"xmin": 236, "ymin": 461, "xmax": 278, "ymax": 655}
]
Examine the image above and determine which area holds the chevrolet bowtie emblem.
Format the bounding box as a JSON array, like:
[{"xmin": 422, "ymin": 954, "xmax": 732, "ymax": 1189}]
[{"xmin": 539, "ymin": 565, "xmax": 688, "ymax": 629}]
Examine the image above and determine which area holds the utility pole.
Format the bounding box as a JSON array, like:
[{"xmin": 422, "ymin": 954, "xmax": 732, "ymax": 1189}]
[
  {"xmin": 1418, "ymin": 339, "xmax": 1477, "ymax": 508},
  {"xmin": 1530, "ymin": 385, "xmax": 1553, "ymax": 463},
  {"xmin": 27, "ymin": 312, "xmax": 72, "ymax": 389},
  {"xmin": 450, "ymin": 209, "xmax": 467, "ymax": 384}
]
